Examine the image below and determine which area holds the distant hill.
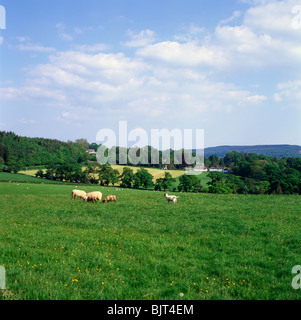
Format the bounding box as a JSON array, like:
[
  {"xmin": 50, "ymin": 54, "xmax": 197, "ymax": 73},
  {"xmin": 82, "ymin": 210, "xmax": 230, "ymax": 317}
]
[
  {"xmin": 199, "ymin": 145, "xmax": 301, "ymax": 159},
  {"xmin": 0, "ymin": 131, "xmax": 89, "ymax": 168}
]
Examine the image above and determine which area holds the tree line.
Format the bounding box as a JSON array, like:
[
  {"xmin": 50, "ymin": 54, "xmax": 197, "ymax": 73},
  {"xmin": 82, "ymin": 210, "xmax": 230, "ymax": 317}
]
[
  {"xmin": 0, "ymin": 131, "xmax": 92, "ymax": 173},
  {"xmin": 34, "ymin": 163, "xmax": 179, "ymax": 191},
  {"xmin": 0, "ymin": 131, "xmax": 201, "ymax": 172},
  {"xmin": 206, "ymin": 152, "xmax": 301, "ymax": 195},
  {"xmin": 33, "ymin": 151, "xmax": 301, "ymax": 195},
  {"xmin": 34, "ymin": 162, "xmax": 205, "ymax": 193},
  {"xmin": 35, "ymin": 151, "xmax": 301, "ymax": 195},
  {"xmin": 1, "ymin": 131, "xmax": 300, "ymax": 194}
]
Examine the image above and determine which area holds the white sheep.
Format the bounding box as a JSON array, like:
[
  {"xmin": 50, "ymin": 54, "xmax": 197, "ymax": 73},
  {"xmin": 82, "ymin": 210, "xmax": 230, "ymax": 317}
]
[
  {"xmin": 103, "ymin": 195, "xmax": 117, "ymax": 203},
  {"xmin": 164, "ymin": 193, "xmax": 179, "ymax": 204},
  {"xmin": 83, "ymin": 191, "xmax": 103, "ymax": 203},
  {"xmin": 72, "ymin": 189, "xmax": 87, "ymax": 199}
]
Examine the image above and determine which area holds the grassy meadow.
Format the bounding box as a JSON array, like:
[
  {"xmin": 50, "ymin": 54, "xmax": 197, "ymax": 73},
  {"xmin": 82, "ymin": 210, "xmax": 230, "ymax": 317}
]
[
  {"xmin": 0, "ymin": 172, "xmax": 65, "ymax": 184},
  {"xmin": 0, "ymin": 181, "xmax": 300, "ymax": 300}
]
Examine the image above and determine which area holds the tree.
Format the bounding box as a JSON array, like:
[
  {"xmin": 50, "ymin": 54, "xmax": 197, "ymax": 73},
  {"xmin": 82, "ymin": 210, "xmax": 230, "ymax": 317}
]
[
  {"xmin": 110, "ymin": 169, "xmax": 120, "ymax": 186},
  {"xmin": 133, "ymin": 168, "xmax": 154, "ymax": 189},
  {"xmin": 98, "ymin": 164, "xmax": 120, "ymax": 186},
  {"xmin": 7, "ymin": 157, "xmax": 24, "ymax": 173},
  {"xmin": 55, "ymin": 163, "xmax": 82, "ymax": 181},
  {"xmin": 204, "ymin": 158, "xmax": 210, "ymax": 170},
  {"xmin": 44, "ymin": 165, "xmax": 56, "ymax": 180},
  {"xmin": 75, "ymin": 138, "xmax": 89, "ymax": 150},
  {"xmin": 35, "ymin": 169, "xmax": 44, "ymax": 178},
  {"xmin": 0, "ymin": 131, "xmax": 90, "ymax": 167},
  {"xmin": 155, "ymin": 172, "xmax": 175, "ymax": 191},
  {"xmin": 207, "ymin": 172, "xmax": 233, "ymax": 194},
  {"xmin": 209, "ymin": 154, "xmax": 219, "ymax": 168},
  {"xmin": 120, "ymin": 167, "xmax": 134, "ymax": 188},
  {"xmin": 178, "ymin": 175, "xmax": 200, "ymax": 192},
  {"xmin": 154, "ymin": 178, "xmax": 164, "ymax": 191},
  {"xmin": 258, "ymin": 181, "xmax": 270, "ymax": 194},
  {"xmin": 162, "ymin": 172, "xmax": 175, "ymax": 190}
]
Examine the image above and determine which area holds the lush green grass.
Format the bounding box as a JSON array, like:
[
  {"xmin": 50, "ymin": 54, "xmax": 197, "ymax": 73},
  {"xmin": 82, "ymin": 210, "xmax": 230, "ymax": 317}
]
[
  {"xmin": 0, "ymin": 182, "xmax": 300, "ymax": 300},
  {"xmin": 0, "ymin": 172, "xmax": 66, "ymax": 184},
  {"xmin": 171, "ymin": 171, "xmax": 211, "ymax": 190}
]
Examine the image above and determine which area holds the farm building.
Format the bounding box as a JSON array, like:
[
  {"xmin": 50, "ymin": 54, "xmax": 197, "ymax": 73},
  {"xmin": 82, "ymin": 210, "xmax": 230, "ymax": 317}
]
[
  {"xmin": 209, "ymin": 167, "xmax": 229, "ymax": 173},
  {"xmin": 86, "ymin": 149, "xmax": 97, "ymax": 154}
]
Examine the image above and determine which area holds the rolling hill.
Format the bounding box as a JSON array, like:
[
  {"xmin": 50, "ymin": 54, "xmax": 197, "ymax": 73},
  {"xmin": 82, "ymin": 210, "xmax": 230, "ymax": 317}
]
[{"xmin": 198, "ymin": 144, "xmax": 301, "ymax": 159}]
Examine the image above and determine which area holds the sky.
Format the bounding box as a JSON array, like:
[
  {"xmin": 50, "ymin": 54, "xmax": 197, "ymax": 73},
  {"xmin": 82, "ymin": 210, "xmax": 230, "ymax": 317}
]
[{"xmin": 0, "ymin": 0, "xmax": 300, "ymax": 148}]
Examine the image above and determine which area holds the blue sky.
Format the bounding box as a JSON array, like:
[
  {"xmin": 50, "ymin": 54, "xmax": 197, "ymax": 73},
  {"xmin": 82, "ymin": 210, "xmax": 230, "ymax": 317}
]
[{"xmin": 0, "ymin": 0, "xmax": 300, "ymax": 148}]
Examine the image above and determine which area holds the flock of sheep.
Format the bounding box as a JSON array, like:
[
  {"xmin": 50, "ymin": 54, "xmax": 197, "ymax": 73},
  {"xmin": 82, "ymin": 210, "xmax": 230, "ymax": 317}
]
[
  {"xmin": 71, "ymin": 189, "xmax": 179, "ymax": 204},
  {"xmin": 72, "ymin": 189, "xmax": 116, "ymax": 203}
]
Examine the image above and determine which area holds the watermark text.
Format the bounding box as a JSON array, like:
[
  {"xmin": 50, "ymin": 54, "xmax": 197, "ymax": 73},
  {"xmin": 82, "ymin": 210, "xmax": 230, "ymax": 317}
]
[
  {"xmin": 95, "ymin": 121, "xmax": 204, "ymax": 171},
  {"xmin": 0, "ymin": 5, "xmax": 6, "ymax": 29},
  {"xmin": 0, "ymin": 266, "xmax": 5, "ymax": 290},
  {"xmin": 292, "ymin": 265, "xmax": 301, "ymax": 290}
]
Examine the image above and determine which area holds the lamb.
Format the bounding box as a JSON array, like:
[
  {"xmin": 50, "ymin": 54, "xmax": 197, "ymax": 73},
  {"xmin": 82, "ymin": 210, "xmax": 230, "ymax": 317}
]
[
  {"xmin": 103, "ymin": 195, "xmax": 117, "ymax": 203},
  {"xmin": 164, "ymin": 193, "xmax": 179, "ymax": 204},
  {"xmin": 72, "ymin": 189, "xmax": 87, "ymax": 199},
  {"xmin": 83, "ymin": 191, "xmax": 103, "ymax": 203}
]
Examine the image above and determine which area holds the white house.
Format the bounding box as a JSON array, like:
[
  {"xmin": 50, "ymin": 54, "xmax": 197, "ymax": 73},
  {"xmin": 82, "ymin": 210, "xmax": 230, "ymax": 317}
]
[
  {"xmin": 86, "ymin": 149, "xmax": 97, "ymax": 154},
  {"xmin": 185, "ymin": 165, "xmax": 207, "ymax": 175},
  {"xmin": 209, "ymin": 167, "xmax": 229, "ymax": 173}
]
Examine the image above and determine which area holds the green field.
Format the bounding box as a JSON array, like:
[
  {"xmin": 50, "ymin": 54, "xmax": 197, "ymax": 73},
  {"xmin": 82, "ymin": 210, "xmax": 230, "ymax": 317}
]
[
  {"xmin": 0, "ymin": 182, "xmax": 300, "ymax": 300},
  {"xmin": 0, "ymin": 172, "xmax": 66, "ymax": 184}
]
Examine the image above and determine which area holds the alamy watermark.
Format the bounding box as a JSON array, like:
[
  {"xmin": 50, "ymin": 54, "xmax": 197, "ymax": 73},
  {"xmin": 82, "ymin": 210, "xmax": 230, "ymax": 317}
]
[
  {"xmin": 292, "ymin": 5, "xmax": 301, "ymax": 30},
  {"xmin": 292, "ymin": 265, "xmax": 301, "ymax": 290},
  {"xmin": 0, "ymin": 266, "xmax": 5, "ymax": 290},
  {"xmin": 0, "ymin": 5, "xmax": 6, "ymax": 29},
  {"xmin": 95, "ymin": 121, "xmax": 204, "ymax": 174}
]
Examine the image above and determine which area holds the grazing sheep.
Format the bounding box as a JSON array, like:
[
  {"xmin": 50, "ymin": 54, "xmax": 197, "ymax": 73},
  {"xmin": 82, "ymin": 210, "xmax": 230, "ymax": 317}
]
[
  {"xmin": 164, "ymin": 193, "xmax": 179, "ymax": 204},
  {"xmin": 103, "ymin": 195, "xmax": 117, "ymax": 203},
  {"xmin": 72, "ymin": 189, "xmax": 87, "ymax": 199},
  {"xmin": 83, "ymin": 191, "xmax": 103, "ymax": 203}
]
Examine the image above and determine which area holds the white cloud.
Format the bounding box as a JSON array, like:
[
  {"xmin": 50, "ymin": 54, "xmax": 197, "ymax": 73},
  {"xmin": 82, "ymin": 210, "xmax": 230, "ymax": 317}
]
[
  {"xmin": 72, "ymin": 43, "xmax": 109, "ymax": 52},
  {"xmin": 137, "ymin": 41, "xmax": 225, "ymax": 68},
  {"xmin": 274, "ymin": 79, "xmax": 301, "ymax": 106},
  {"xmin": 243, "ymin": 0, "xmax": 300, "ymax": 33},
  {"xmin": 1, "ymin": 0, "xmax": 298, "ymax": 130},
  {"xmin": 0, "ymin": 36, "xmax": 3, "ymax": 45},
  {"xmin": 135, "ymin": 1, "xmax": 301, "ymax": 72},
  {"xmin": 174, "ymin": 24, "xmax": 206, "ymax": 42},
  {"xmin": 124, "ymin": 29, "xmax": 156, "ymax": 47},
  {"xmin": 0, "ymin": 85, "xmax": 66, "ymax": 101},
  {"xmin": 16, "ymin": 36, "xmax": 29, "ymax": 42},
  {"xmin": 19, "ymin": 118, "xmax": 37, "ymax": 125},
  {"xmin": 219, "ymin": 10, "xmax": 242, "ymax": 25},
  {"xmin": 56, "ymin": 23, "xmax": 73, "ymax": 41},
  {"xmin": 0, "ymin": 46, "xmax": 266, "ymax": 126},
  {"xmin": 15, "ymin": 36, "xmax": 55, "ymax": 52},
  {"xmin": 17, "ymin": 43, "xmax": 56, "ymax": 52},
  {"xmin": 73, "ymin": 26, "xmax": 93, "ymax": 34},
  {"xmin": 243, "ymin": 94, "xmax": 267, "ymax": 104},
  {"xmin": 241, "ymin": 0, "xmax": 301, "ymax": 64}
]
